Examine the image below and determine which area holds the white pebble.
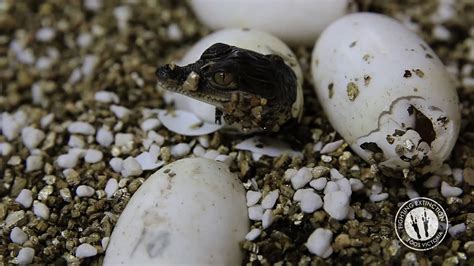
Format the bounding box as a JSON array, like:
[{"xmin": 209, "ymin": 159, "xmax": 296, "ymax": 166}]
[
  {"xmin": 2, "ymin": 114, "xmax": 21, "ymax": 140},
  {"xmin": 448, "ymin": 223, "xmax": 466, "ymax": 237},
  {"xmin": 323, "ymin": 191, "xmax": 350, "ymax": 220},
  {"xmin": 0, "ymin": 142, "xmax": 13, "ymax": 156},
  {"xmin": 81, "ymin": 55, "xmax": 98, "ymax": 77},
  {"xmin": 68, "ymin": 135, "xmax": 85, "ymax": 148},
  {"xmin": 330, "ymin": 168, "xmax": 344, "ymax": 180},
  {"xmin": 109, "ymin": 157, "xmax": 123, "ymax": 173},
  {"xmin": 406, "ymin": 185, "xmax": 420, "ymax": 199},
  {"xmin": 324, "ymin": 181, "xmax": 339, "ymax": 194},
  {"xmin": 203, "ymin": 149, "xmax": 220, "ymax": 160},
  {"xmin": 261, "ymin": 190, "xmax": 279, "ymax": 209},
  {"xmin": 68, "ymin": 122, "xmax": 95, "ymax": 135},
  {"xmin": 246, "ymin": 191, "xmax": 261, "ymax": 207},
  {"xmin": 135, "ymin": 151, "xmax": 163, "ymax": 170},
  {"xmin": 371, "ymin": 182, "xmax": 383, "ymax": 194},
  {"xmin": 310, "ymin": 178, "xmax": 327, "ymax": 190},
  {"xmin": 215, "ymin": 154, "xmax": 233, "ymax": 166},
  {"xmin": 76, "ymin": 185, "xmax": 95, "ymax": 198},
  {"xmin": 245, "ymin": 228, "xmax": 261, "ymax": 241},
  {"xmin": 284, "ymin": 168, "xmax": 297, "ymax": 181},
  {"xmin": 56, "ymin": 153, "xmax": 79, "ymax": 169},
  {"xmin": 171, "ymin": 143, "xmax": 191, "ymax": 158},
  {"xmin": 141, "ymin": 118, "xmax": 160, "ymax": 132},
  {"xmin": 441, "ymin": 182, "xmax": 463, "ymax": 197},
  {"xmin": 85, "ymin": 0, "xmax": 102, "ymax": 11},
  {"xmin": 121, "ymin": 157, "xmax": 143, "ymax": 177},
  {"xmin": 10, "ymin": 227, "xmax": 28, "ymax": 244},
  {"xmin": 198, "ymin": 135, "xmax": 209, "ymax": 148},
  {"xmin": 433, "ymin": 25, "xmax": 451, "ymax": 41},
  {"xmin": 313, "ymin": 141, "xmax": 323, "ymax": 152},
  {"xmin": 115, "ymin": 133, "xmax": 134, "ymax": 147},
  {"xmin": 94, "ymin": 91, "xmax": 119, "ymax": 104},
  {"xmin": 262, "ymin": 209, "xmax": 273, "ymax": 229},
  {"xmin": 16, "ymin": 247, "xmax": 35, "ymax": 264},
  {"xmin": 77, "ymin": 32, "xmax": 93, "ymax": 48},
  {"xmin": 336, "ymin": 178, "xmax": 352, "ymax": 196},
  {"xmin": 291, "ymin": 167, "xmax": 312, "ymax": 189},
  {"xmin": 15, "ymin": 189, "xmax": 33, "ymax": 208},
  {"xmin": 21, "ymin": 127, "xmax": 45, "ymax": 149},
  {"xmin": 110, "ymin": 105, "xmax": 131, "ymax": 119},
  {"xmin": 320, "ymin": 139, "xmax": 344, "ymax": 154},
  {"xmin": 294, "ymin": 189, "xmax": 323, "ymax": 212},
  {"xmin": 149, "ymin": 144, "xmax": 161, "ymax": 158},
  {"xmin": 84, "ymin": 149, "xmax": 103, "ymax": 163},
  {"xmin": 76, "ymin": 243, "xmax": 97, "ymax": 258},
  {"xmin": 36, "ymin": 27, "xmax": 56, "ymax": 42},
  {"xmin": 370, "ymin": 193, "xmax": 389, "ymax": 202},
  {"xmin": 248, "ymin": 204, "xmax": 264, "ymax": 221},
  {"xmin": 349, "ymin": 178, "xmax": 364, "ymax": 191},
  {"xmin": 101, "ymin": 237, "xmax": 110, "ymax": 250},
  {"xmin": 40, "ymin": 113, "xmax": 54, "ymax": 128},
  {"xmin": 167, "ymin": 23, "xmax": 183, "ymax": 41},
  {"xmin": 33, "ymin": 201, "xmax": 49, "ymax": 220},
  {"xmin": 452, "ymin": 168, "xmax": 464, "ymax": 183},
  {"xmin": 193, "ymin": 145, "xmax": 206, "ymax": 157},
  {"xmin": 148, "ymin": 130, "xmax": 165, "ymax": 145},
  {"xmin": 25, "ymin": 155, "xmax": 43, "ymax": 172},
  {"xmin": 142, "ymin": 139, "xmax": 153, "ymax": 150},
  {"xmin": 96, "ymin": 128, "xmax": 114, "ymax": 147},
  {"xmin": 105, "ymin": 179, "xmax": 118, "ymax": 199},
  {"xmin": 8, "ymin": 155, "xmax": 21, "ymax": 165},
  {"xmin": 306, "ymin": 228, "xmax": 333, "ymax": 257},
  {"xmin": 423, "ymin": 175, "xmax": 441, "ymax": 188}
]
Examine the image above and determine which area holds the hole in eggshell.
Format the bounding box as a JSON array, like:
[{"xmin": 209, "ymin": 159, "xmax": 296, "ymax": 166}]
[
  {"xmin": 360, "ymin": 142, "xmax": 383, "ymax": 154},
  {"xmin": 407, "ymin": 105, "xmax": 436, "ymax": 145}
]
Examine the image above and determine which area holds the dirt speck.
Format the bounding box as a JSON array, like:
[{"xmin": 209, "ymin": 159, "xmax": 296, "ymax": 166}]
[
  {"xmin": 346, "ymin": 82, "xmax": 359, "ymax": 101},
  {"xmin": 403, "ymin": 70, "xmax": 412, "ymax": 78}
]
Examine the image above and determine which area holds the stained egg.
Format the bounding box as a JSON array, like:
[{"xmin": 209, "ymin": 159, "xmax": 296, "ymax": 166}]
[
  {"xmin": 190, "ymin": 0, "xmax": 352, "ymax": 45},
  {"xmin": 104, "ymin": 158, "xmax": 248, "ymax": 265},
  {"xmin": 311, "ymin": 13, "xmax": 461, "ymax": 174},
  {"xmin": 164, "ymin": 28, "xmax": 303, "ymax": 131}
]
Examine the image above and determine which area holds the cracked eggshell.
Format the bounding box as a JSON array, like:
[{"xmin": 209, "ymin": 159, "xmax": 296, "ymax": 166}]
[
  {"xmin": 104, "ymin": 158, "xmax": 248, "ymax": 265},
  {"xmin": 311, "ymin": 13, "xmax": 460, "ymax": 174},
  {"xmin": 190, "ymin": 0, "xmax": 352, "ymax": 45},
  {"xmin": 165, "ymin": 28, "xmax": 303, "ymax": 125}
]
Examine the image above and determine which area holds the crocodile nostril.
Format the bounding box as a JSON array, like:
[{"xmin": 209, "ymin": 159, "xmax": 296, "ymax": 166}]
[{"xmin": 155, "ymin": 64, "xmax": 177, "ymax": 80}]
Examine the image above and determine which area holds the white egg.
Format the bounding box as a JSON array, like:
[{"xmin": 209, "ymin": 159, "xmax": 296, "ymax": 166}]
[
  {"xmin": 311, "ymin": 13, "xmax": 460, "ymax": 174},
  {"xmin": 104, "ymin": 158, "xmax": 248, "ymax": 265},
  {"xmin": 190, "ymin": 0, "xmax": 351, "ymax": 45},
  {"xmin": 165, "ymin": 28, "xmax": 303, "ymax": 127}
]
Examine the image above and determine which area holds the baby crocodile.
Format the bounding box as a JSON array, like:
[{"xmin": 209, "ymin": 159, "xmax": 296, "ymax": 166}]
[{"xmin": 156, "ymin": 43, "xmax": 299, "ymax": 133}]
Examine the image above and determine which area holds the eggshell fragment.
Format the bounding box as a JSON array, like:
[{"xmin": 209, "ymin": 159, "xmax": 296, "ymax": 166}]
[
  {"xmin": 104, "ymin": 158, "xmax": 248, "ymax": 265},
  {"xmin": 163, "ymin": 28, "xmax": 303, "ymax": 127},
  {"xmin": 311, "ymin": 13, "xmax": 460, "ymax": 174},
  {"xmin": 190, "ymin": 0, "xmax": 351, "ymax": 45},
  {"xmin": 158, "ymin": 109, "xmax": 222, "ymax": 136},
  {"xmin": 235, "ymin": 136, "xmax": 302, "ymax": 160}
]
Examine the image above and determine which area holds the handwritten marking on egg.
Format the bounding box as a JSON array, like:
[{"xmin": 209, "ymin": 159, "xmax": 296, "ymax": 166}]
[
  {"xmin": 312, "ymin": 13, "xmax": 460, "ymax": 174},
  {"xmin": 104, "ymin": 158, "xmax": 249, "ymax": 265}
]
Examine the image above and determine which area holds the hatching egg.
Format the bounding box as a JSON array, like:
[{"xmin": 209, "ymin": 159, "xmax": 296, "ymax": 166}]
[
  {"xmin": 190, "ymin": 0, "xmax": 352, "ymax": 45},
  {"xmin": 311, "ymin": 13, "xmax": 460, "ymax": 174},
  {"xmin": 165, "ymin": 28, "xmax": 303, "ymax": 129},
  {"xmin": 104, "ymin": 158, "xmax": 249, "ymax": 265}
]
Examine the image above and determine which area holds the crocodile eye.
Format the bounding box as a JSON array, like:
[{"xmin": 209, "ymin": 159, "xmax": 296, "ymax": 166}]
[{"xmin": 213, "ymin": 72, "xmax": 234, "ymax": 86}]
